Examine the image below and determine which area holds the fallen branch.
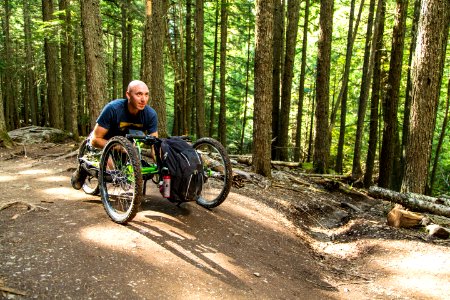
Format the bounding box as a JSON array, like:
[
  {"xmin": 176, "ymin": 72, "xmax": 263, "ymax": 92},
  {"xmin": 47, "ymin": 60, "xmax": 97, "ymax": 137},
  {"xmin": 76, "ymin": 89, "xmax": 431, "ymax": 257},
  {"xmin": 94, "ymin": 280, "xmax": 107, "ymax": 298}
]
[
  {"xmin": 369, "ymin": 186, "xmax": 450, "ymax": 218},
  {"xmin": 0, "ymin": 285, "xmax": 27, "ymax": 296}
]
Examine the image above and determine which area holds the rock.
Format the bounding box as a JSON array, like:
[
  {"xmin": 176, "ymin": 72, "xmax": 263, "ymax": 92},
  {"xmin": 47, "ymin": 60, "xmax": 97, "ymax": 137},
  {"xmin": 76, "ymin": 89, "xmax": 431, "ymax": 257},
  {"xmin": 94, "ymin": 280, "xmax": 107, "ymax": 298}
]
[
  {"xmin": 8, "ymin": 126, "xmax": 71, "ymax": 144},
  {"xmin": 426, "ymin": 224, "xmax": 450, "ymax": 239}
]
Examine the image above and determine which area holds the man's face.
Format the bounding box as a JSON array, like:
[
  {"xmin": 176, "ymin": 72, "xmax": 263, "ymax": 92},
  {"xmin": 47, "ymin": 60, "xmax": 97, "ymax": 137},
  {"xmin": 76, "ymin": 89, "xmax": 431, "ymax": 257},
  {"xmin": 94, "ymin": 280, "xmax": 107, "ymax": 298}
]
[{"xmin": 127, "ymin": 83, "xmax": 149, "ymax": 111}]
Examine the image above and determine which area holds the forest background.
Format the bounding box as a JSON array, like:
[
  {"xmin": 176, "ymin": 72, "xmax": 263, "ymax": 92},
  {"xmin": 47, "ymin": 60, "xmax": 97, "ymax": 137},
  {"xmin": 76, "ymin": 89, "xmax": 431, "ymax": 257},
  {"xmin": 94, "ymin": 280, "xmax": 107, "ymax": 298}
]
[{"xmin": 0, "ymin": 0, "xmax": 449, "ymax": 196}]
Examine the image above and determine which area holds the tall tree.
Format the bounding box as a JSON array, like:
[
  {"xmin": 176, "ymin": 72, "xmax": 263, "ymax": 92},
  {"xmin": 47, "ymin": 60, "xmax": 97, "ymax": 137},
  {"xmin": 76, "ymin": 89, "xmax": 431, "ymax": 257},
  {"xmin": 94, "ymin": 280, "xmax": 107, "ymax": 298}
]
[
  {"xmin": 195, "ymin": 0, "xmax": 207, "ymax": 137},
  {"xmin": 218, "ymin": 0, "xmax": 228, "ymax": 146},
  {"xmin": 42, "ymin": 0, "xmax": 63, "ymax": 129},
  {"xmin": 271, "ymin": 0, "xmax": 284, "ymax": 160},
  {"xmin": 59, "ymin": 0, "xmax": 78, "ymax": 139},
  {"xmin": 80, "ymin": 0, "xmax": 107, "ymax": 129},
  {"xmin": 352, "ymin": 0, "xmax": 376, "ymax": 179},
  {"xmin": 186, "ymin": 0, "xmax": 193, "ymax": 135},
  {"xmin": 23, "ymin": 0, "xmax": 38, "ymax": 126},
  {"xmin": 313, "ymin": 0, "xmax": 334, "ymax": 173},
  {"xmin": 401, "ymin": 0, "xmax": 450, "ymax": 194},
  {"xmin": 378, "ymin": 0, "xmax": 409, "ymax": 189},
  {"xmin": 121, "ymin": 0, "xmax": 133, "ymax": 96},
  {"xmin": 278, "ymin": 0, "xmax": 300, "ymax": 161},
  {"xmin": 335, "ymin": 0, "xmax": 357, "ymax": 173},
  {"xmin": 294, "ymin": 0, "xmax": 310, "ymax": 162},
  {"xmin": 0, "ymin": 86, "xmax": 13, "ymax": 147},
  {"xmin": 364, "ymin": 0, "xmax": 385, "ymax": 188},
  {"xmin": 2, "ymin": 0, "xmax": 15, "ymax": 130},
  {"xmin": 209, "ymin": 0, "xmax": 219, "ymax": 137},
  {"xmin": 152, "ymin": 0, "xmax": 168, "ymax": 137},
  {"xmin": 253, "ymin": 0, "xmax": 274, "ymax": 176},
  {"xmin": 400, "ymin": 0, "xmax": 421, "ymax": 182}
]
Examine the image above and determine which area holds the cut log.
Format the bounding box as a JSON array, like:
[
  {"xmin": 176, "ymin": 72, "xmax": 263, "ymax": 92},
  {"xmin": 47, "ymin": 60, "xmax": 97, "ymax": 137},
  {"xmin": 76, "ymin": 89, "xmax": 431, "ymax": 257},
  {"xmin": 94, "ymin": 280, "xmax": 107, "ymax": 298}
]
[
  {"xmin": 369, "ymin": 186, "xmax": 450, "ymax": 218},
  {"xmin": 426, "ymin": 224, "xmax": 450, "ymax": 239},
  {"xmin": 387, "ymin": 205, "xmax": 424, "ymax": 228}
]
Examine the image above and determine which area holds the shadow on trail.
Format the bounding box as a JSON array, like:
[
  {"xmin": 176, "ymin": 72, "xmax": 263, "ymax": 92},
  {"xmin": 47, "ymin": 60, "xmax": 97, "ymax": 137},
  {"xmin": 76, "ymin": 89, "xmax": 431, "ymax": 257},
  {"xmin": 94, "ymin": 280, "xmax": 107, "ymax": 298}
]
[{"xmin": 126, "ymin": 194, "xmax": 338, "ymax": 296}]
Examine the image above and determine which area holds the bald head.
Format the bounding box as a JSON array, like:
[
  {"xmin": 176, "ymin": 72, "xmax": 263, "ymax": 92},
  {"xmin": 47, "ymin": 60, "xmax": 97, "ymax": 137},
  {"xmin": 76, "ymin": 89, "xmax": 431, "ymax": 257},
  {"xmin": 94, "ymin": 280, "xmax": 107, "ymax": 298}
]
[{"xmin": 127, "ymin": 80, "xmax": 148, "ymax": 93}]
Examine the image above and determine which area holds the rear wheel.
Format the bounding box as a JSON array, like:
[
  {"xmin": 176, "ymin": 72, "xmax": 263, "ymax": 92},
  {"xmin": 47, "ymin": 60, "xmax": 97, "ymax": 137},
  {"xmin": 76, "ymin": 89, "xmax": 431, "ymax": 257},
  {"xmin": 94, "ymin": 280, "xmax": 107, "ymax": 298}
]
[
  {"xmin": 99, "ymin": 136, "xmax": 143, "ymax": 224},
  {"xmin": 78, "ymin": 139, "xmax": 99, "ymax": 195},
  {"xmin": 193, "ymin": 137, "xmax": 232, "ymax": 208}
]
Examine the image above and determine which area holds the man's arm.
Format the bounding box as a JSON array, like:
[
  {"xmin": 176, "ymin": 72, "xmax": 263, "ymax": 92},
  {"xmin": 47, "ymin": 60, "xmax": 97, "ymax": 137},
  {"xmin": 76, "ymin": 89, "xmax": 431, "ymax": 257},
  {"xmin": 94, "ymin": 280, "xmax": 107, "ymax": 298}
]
[{"xmin": 90, "ymin": 124, "xmax": 109, "ymax": 149}]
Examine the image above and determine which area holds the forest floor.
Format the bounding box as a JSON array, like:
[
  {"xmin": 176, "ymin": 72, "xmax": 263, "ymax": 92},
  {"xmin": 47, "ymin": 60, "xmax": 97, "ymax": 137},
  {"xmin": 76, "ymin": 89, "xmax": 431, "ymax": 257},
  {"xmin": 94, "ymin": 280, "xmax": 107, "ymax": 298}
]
[{"xmin": 0, "ymin": 135, "xmax": 449, "ymax": 299}]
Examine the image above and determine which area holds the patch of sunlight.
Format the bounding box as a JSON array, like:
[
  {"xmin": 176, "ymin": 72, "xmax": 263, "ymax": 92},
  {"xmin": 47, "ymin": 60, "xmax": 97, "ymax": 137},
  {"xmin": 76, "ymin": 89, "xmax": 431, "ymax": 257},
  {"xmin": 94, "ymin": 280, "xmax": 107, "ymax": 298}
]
[
  {"xmin": 202, "ymin": 251, "xmax": 249, "ymax": 280},
  {"xmin": 321, "ymin": 241, "xmax": 363, "ymax": 259},
  {"xmin": 221, "ymin": 192, "xmax": 295, "ymax": 233},
  {"xmin": 370, "ymin": 241, "xmax": 450, "ymax": 299},
  {"xmin": 36, "ymin": 175, "xmax": 68, "ymax": 183},
  {"xmin": 19, "ymin": 169, "xmax": 58, "ymax": 175},
  {"xmin": 41, "ymin": 187, "xmax": 90, "ymax": 200},
  {"xmin": 0, "ymin": 175, "xmax": 18, "ymax": 182},
  {"xmin": 143, "ymin": 211, "xmax": 184, "ymax": 225}
]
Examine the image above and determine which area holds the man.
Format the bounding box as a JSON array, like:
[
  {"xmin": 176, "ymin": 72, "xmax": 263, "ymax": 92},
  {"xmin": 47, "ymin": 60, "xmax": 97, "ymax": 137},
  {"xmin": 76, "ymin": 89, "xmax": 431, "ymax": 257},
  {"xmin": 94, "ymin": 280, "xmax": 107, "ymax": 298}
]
[{"xmin": 71, "ymin": 80, "xmax": 158, "ymax": 190}]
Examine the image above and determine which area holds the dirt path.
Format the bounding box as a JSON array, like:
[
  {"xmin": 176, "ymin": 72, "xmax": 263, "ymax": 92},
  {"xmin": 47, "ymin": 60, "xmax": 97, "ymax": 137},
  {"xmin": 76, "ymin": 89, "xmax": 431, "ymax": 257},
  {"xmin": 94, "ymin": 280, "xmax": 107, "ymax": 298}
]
[{"xmin": 1, "ymin": 143, "xmax": 449, "ymax": 299}]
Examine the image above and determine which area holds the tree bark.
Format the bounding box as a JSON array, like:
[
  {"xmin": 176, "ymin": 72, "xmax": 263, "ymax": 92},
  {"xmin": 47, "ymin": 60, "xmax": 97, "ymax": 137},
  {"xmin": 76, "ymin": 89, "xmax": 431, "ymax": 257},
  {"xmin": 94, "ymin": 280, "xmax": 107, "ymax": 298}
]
[
  {"xmin": 352, "ymin": 0, "xmax": 376, "ymax": 179},
  {"xmin": 271, "ymin": 0, "xmax": 284, "ymax": 160},
  {"xmin": 195, "ymin": 0, "xmax": 207, "ymax": 138},
  {"xmin": 80, "ymin": 0, "xmax": 107, "ymax": 129},
  {"xmin": 313, "ymin": 0, "xmax": 334, "ymax": 173},
  {"xmin": 209, "ymin": 0, "xmax": 219, "ymax": 138},
  {"xmin": 369, "ymin": 186, "xmax": 450, "ymax": 217},
  {"xmin": 278, "ymin": 0, "xmax": 300, "ymax": 161},
  {"xmin": 152, "ymin": 0, "xmax": 168, "ymax": 137},
  {"xmin": 364, "ymin": 0, "xmax": 385, "ymax": 188},
  {"xmin": 59, "ymin": 0, "xmax": 78, "ymax": 139},
  {"xmin": 253, "ymin": 0, "xmax": 274, "ymax": 177},
  {"xmin": 400, "ymin": 0, "xmax": 421, "ymax": 184},
  {"xmin": 240, "ymin": 3, "xmax": 252, "ymax": 154},
  {"xmin": 218, "ymin": 0, "xmax": 228, "ymax": 146},
  {"xmin": 401, "ymin": 0, "xmax": 450, "ymax": 194},
  {"xmin": 378, "ymin": 0, "xmax": 409, "ymax": 189},
  {"xmin": 186, "ymin": 0, "xmax": 193, "ymax": 136},
  {"xmin": 335, "ymin": 0, "xmax": 356, "ymax": 173},
  {"xmin": 42, "ymin": 0, "xmax": 62, "ymax": 129},
  {"xmin": 294, "ymin": 0, "xmax": 310, "ymax": 162}
]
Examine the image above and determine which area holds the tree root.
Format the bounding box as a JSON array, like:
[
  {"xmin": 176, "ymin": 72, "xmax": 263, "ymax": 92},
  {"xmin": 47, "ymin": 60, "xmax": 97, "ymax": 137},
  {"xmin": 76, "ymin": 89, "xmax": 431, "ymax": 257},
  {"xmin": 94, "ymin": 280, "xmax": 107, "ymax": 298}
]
[{"xmin": 0, "ymin": 201, "xmax": 49, "ymax": 214}]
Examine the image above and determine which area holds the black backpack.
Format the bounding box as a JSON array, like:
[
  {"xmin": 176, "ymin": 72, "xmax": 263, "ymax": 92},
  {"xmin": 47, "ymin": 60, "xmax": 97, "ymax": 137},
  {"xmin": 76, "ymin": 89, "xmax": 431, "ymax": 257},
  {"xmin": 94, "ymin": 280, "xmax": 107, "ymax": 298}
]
[{"xmin": 157, "ymin": 137, "xmax": 204, "ymax": 202}]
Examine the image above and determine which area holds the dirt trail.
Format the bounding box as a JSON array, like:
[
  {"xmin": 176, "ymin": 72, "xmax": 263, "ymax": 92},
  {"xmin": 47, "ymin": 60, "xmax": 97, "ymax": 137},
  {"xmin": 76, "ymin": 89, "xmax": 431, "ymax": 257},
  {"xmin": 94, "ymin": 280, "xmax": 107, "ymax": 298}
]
[{"xmin": 1, "ymin": 142, "xmax": 449, "ymax": 299}]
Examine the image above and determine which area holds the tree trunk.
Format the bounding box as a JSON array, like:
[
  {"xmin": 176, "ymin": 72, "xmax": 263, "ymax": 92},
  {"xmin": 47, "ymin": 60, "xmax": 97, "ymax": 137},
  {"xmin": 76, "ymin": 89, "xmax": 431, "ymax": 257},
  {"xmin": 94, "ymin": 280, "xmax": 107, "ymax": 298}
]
[
  {"xmin": 278, "ymin": 0, "xmax": 300, "ymax": 161},
  {"xmin": 378, "ymin": 0, "xmax": 409, "ymax": 189},
  {"xmin": 209, "ymin": 0, "xmax": 219, "ymax": 138},
  {"xmin": 400, "ymin": 0, "xmax": 421, "ymax": 184},
  {"xmin": 152, "ymin": 0, "xmax": 168, "ymax": 137},
  {"xmin": 253, "ymin": 0, "xmax": 274, "ymax": 177},
  {"xmin": 195, "ymin": 0, "xmax": 206, "ymax": 138},
  {"xmin": 335, "ymin": 0, "xmax": 356, "ymax": 173},
  {"xmin": 43, "ymin": 0, "xmax": 62, "ymax": 129},
  {"xmin": 121, "ymin": 0, "xmax": 132, "ymax": 97},
  {"xmin": 59, "ymin": 0, "xmax": 78, "ymax": 139},
  {"xmin": 313, "ymin": 0, "xmax": 334, "ymax": 173},
  {"xmin": 369, "ymin": 186, "xmax": 450, "ymax": 217},
  {"xmin": 271, "ymin": 0, "xmax": 284, "ymax": 160},
  {"xmin": 364, "ymin": 0, "xmax": 385, "ymax": 188},
  {"xmin": 352, "ymin": 0, "xmax": 376, "ymax": 179},
  {"xmin": 80, "ymin": 0, "xmax": 107, "ymax": 130},
  {"xmin": 218, "ymin": 0, "xmax": 228, "ymax": 146},
  {"xmin": 240, "ymin": 3, "xmax": 252, "ymax": 154},
  {"xmin": 142, "ymin": 0, "xmax": 153, "ymax": 95},
  {"xmin": 401, "ymin": 0, "xmax": 450, "ymax": 194},
  {"xmin": 294, "ymin": 0, "xmax": 310, "ymax": 162},
  {"xmin": 186, "ymin": 0, "xmax": 193, "ymax": 136}
]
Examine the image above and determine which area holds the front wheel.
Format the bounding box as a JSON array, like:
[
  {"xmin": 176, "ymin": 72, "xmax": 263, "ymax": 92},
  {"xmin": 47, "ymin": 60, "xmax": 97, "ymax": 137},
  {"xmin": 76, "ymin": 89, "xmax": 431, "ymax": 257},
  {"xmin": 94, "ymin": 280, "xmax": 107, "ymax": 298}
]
[
  {"xmin": 99, "ymin": 136, "xmax": 143, "ymax": 224},
  {"xmin": 193, "ymin": 137, "xmax": 232, "ymax": 208}
]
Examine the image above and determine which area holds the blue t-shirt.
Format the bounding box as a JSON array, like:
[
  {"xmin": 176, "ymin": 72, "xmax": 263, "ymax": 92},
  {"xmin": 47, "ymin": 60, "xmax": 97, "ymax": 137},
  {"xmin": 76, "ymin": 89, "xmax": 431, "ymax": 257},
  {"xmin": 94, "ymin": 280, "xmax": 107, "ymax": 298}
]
[{"xmin": 96, "ymin": 99, "xmax": 158, "ymax": 140}]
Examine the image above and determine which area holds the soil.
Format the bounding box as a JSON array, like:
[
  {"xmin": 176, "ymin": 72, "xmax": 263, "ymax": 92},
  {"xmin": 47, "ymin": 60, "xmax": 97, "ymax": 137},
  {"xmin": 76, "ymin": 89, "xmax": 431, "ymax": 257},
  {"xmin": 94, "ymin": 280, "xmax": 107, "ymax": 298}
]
[{"xmin": 1, "ymin": 140, "xmax": 449, "ymax": 299}]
